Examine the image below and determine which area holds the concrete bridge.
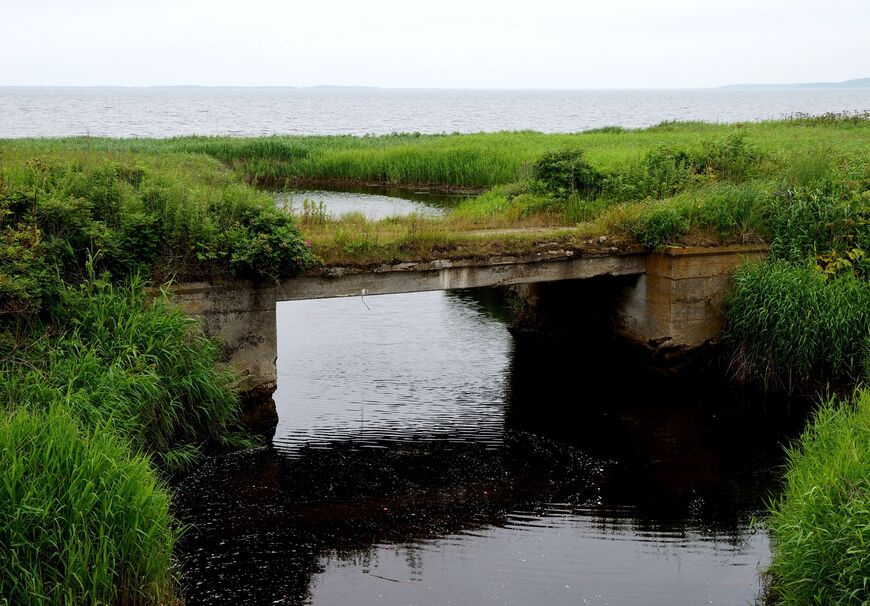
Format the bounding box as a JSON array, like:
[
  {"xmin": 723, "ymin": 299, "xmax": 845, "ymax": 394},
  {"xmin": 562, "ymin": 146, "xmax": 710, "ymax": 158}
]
[{"xmin": 168, "ymin": 244, "xmax": 766, "ymax": 427}]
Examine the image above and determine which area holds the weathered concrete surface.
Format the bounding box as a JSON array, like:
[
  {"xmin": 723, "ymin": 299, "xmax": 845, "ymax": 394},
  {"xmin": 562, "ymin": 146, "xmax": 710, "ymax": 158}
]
[
  {"xmin": 614, "ymin": 244, "xmax": 768, "ymax": 358},
  {"xmin": 274, "ymin": 250, "xmax": 648, "ymax": 301},
  {"xmin": 169, "ymin": 282, "xmax": 279, "ymax": 430}
]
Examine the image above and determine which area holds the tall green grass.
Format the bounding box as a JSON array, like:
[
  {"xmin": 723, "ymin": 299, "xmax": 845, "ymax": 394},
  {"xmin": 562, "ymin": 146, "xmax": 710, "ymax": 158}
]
[
  {"xmin": 725, "ymin": 261, "xmax": 870, "ymax": 390},
  {"xmin": 4, "ymin": 116, "xmax": 867, "ymax": 190},
  {"xmin": 767, "ymin": 390, "xmax": 870, "ymax": 605},
  {"xmin": 0, "ymin": 275, "xmax": 244, "ymax": 471},
  {"xmin": 0, "ymin": 276, "xmax": 248, "ymax": 604},
  {"xmin": 0, "ymin": 407, "xmax": 176, "ymax": 605}
]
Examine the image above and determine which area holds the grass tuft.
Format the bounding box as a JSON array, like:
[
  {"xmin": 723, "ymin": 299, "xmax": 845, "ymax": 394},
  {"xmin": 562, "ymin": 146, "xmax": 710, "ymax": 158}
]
[
  {"xmin": 0, "ymin": 407, "xmax": 177, "ymax": 605},
  {"xmin": 767, "ymin": 390, "xmax": 870, "ymax": 605}
]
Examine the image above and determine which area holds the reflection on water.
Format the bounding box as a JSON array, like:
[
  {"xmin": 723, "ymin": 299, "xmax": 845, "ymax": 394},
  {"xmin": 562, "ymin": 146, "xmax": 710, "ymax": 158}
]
[
  {"xmin": 174, "ymin": 289, "xmax": 807, "ymax": 605},
  {"xmin": 276, "ymin": 189, "xmax": 458, "ymax": 221},
  {"xmin": 272, "ymin": 291, "xmax": 510, "ymax": 453}
]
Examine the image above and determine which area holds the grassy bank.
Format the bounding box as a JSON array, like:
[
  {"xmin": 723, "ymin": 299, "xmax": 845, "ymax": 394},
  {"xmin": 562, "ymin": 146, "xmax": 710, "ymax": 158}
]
[
  {"xmin": 767, "ymin": 390, "xmax": 870, "ymax": 605},
  {"xmin": 3, "ymin": 114, "xmax": 868, "ymax": 268},
  {"xmin": 0, "ymin": 276, "xmax": 251, "ymax": 604},
  {"xmin": 682, "ymin": 120, "xmax": 870, "ymax": 603},
  {"xmin": 0, "ymin": 138, "xmax": 313, "ymax": 602}
]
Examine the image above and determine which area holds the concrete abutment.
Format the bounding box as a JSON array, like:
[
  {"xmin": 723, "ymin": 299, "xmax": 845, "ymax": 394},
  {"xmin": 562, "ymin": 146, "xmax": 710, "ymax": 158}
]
[{"xmin": 511, "ymin": 245, "xmax": 768, "ymax": 362}]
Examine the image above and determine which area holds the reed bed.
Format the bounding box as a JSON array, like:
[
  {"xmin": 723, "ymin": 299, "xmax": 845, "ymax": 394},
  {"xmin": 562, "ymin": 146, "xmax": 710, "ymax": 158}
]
[
  {"xmin": 767, "ymin": 390, "xmax": 870, "ymax": 605},
  {"xmin": 0, "ymin": 407, "xmax": 177, "ymax": 605},
  {"xmin": 4, "ymin": 116, "xmax": 867, "ymax": 190}
]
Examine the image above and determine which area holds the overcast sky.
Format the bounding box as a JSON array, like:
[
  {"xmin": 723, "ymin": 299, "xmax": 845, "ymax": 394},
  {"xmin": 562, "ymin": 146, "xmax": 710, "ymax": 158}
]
[{"xmin": 2, "ymin": 0, "xmax": 867, "ymax": 88}]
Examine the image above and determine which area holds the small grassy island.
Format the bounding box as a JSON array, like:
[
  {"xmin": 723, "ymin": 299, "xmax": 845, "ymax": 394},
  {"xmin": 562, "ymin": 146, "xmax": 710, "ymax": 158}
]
[{"xmin": 1, "ymin": 113, "xmax": 869, "ymax": 604}]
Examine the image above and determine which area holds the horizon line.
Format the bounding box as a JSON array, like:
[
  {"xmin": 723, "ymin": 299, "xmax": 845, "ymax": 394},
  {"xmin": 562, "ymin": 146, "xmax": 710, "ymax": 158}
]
[{"xmin": 1, "ymin": 77, "xmax": 868, "ymax": 91}]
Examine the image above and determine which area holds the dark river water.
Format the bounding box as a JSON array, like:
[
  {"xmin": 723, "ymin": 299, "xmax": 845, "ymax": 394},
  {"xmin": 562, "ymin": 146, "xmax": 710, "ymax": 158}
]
[{"xmin": 174, "ymin": 288, "xmax": 807, "ymax": 606}]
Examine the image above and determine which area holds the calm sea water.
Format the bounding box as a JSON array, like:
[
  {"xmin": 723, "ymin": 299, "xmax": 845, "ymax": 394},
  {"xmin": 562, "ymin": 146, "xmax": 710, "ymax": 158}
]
[{"xmin": 2, "ymin": 87, "xmax": 869, "ymax": 137}]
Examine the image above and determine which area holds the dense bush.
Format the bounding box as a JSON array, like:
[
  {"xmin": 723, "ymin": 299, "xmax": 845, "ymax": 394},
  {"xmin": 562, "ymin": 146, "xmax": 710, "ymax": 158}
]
[
  {"xmin": 225, "ymin": 206, "xmax": 315, "ymax": 280},
  {"xmin": 637, "ymin": 145, "xmax": 695, "ymax": 197},
  {"xmin": 765, "ymin": 186, "xmax": 870, "ymax": 278},
  {"xmin": 0, "ymin": 155, "xmax": 317, "ymax": 320},
  {"xmin": 531, "ymin": 148, "xmax": 603, "ymax": 198},
  {"xmin": 0, "ymin": 407, "xmax": 176, "ymax": 605},
  {"xmin": 768, "ymin": 391, "xmax": 870, "ymax": 605},
  {"xmin": 695, "ymin": 131, "xmax": 759, "ymax": 179}
]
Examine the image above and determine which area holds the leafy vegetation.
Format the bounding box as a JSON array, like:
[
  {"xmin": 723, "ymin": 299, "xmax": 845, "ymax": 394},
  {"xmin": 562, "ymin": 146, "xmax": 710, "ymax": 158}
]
[
  {"xmin": 0, "ymin": 150, "xmax": 316, "ymax": 321},
  {"xmin": 530, "ymin": 148, "xmax": 603, "ymax": 197},
  {"xmin": 724, "ymin": 169, "xmax": 870, "ymax": 390},
  {"xmin": 726, "ymin": 261, "xmax": 870, "ymax": 390},
  {"xmin": 0, "ymin": 407, "xmax": 176, "ymax": 605},
  {"xmin": 767, "ymin": 390, "xmax": 870, "ymax": 606}
]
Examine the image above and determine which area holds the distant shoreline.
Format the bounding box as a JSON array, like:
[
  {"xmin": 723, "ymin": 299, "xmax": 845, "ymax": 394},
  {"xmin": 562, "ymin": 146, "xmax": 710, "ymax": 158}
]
[{"xmin": 719, "ymin": 77, "xmax": 870, "ymax": 91}]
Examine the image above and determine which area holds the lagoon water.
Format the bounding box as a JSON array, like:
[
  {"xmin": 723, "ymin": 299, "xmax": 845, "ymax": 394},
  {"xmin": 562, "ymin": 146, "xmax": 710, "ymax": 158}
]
[
  {"xmin": 2, "ymin": 86, "xmax": 870, "ymax": 137},
  {"xmin": 277, "ymin": 189, "xmax": 455, "ymax": 220}
]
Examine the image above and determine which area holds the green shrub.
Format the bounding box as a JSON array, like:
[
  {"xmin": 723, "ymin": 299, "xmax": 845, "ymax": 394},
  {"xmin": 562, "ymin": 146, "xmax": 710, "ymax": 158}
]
[
  {"xmin": 725, "ymin": 261, "xmax": 870, "ymax": 389},
  {"xmin": 225, "ymin": 206, "xmax": 316, "ymax": 280},
  {"xmin": 767, "ymin": 390, "xmax": 870, "ymax": 605},
  {"xmin": 639, "ymin": 145, "xmax": 694, "ymax": 197},
  {"xmin": 0, "ymin": 222, "xmax": 52, "ymax": 318},
  {"xmin": 695, "ymin": 131, "xmax": 758, "ymax": 180},
  {"xmin": 765, "ymin": 187, "xmax": 870, "ymax": 278},
  {"xmin": 628, "ymin": 202, "xmax": 691, "ymax": 247},
  {"xmin": 0, "ymin": 407, "xmax": 177, "ymax": 605},
  {"xmin": 531, "ymin": 148, "xmax": 603, "ymax": 198},
  {"xmin": 105, "ymin": 212, "xmax": 165, "ymax": 275}
]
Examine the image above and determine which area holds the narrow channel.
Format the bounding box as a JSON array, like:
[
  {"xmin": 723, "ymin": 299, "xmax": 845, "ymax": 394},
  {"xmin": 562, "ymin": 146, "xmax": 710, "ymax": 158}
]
[{"xmin": 173, "ymin": 190, "xmax": 808, "ymax": 605}]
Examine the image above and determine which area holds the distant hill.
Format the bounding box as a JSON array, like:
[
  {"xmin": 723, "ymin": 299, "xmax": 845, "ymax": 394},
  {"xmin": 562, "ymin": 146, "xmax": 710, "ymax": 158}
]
[{"xmin": 720, "ymin": 77, "xmax": 870, "ymax": 90}]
